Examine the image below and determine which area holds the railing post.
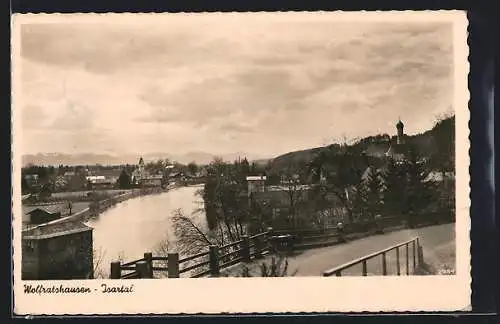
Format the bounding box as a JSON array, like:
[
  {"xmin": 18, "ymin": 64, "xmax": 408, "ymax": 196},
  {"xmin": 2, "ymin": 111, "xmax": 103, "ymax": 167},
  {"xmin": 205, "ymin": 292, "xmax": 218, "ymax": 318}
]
[
  {"xmin": 167, "ymin": 252, "xmax": 180, "ymax": 278},
  {"xmin": 406, "ymin": 243, "xmax": 409, "ymax": 275},
  {"xmin": 136, "ymin": 261, "xmax": 150, "ymax": 278},
  {"xmin": 144, "ymin": 252, "xmax": 153, "ymax": 278},
  {"xmin": 253, "ymin": 236, "xmax": 263, "ymax": 259},
  {"xmin": 209, "ymin": 245, "xmax": 220, "ymax": 277},
  {"xmin": 412, "ymin": 240, "xmax": 416, "ymax": 272},
  {"xmin": 267, "ymin": 227, "xmax": 275, "ymax": 253},
  {"xmin": 362, "ymin": 260, "xmax": 367, "ymax": 276},
  {"xmin": 382, "ymin": 252, "xmax": 387, "ymax": 276},
  {"xmin": 110, "ymin": 261, "xmax": 121, "ymax": 279},
  {"xmin": 418, "ymin": 245, "xmax": 425, "ymax": 267},
  {"xmin": 396, "ymin": 247, "xmax": 401, "ymax": 276},
  {"xmin": 241, "ymin": 235, "xmax": 251, "ymax": 262}
]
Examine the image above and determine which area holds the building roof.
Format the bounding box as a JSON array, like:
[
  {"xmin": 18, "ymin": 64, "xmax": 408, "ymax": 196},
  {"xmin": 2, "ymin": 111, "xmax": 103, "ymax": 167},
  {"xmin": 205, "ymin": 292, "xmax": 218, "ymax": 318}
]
[
  {"xmin": 246, "ymin": 175, "xmax": 267, "ymax": 181},
  {"xmin": 425, "ymin": 171, "xmax": 455, "ymax": 182},
  {"xmin": 142, "ymin": 175, "xmax": 163, "ymax": 180},
  {"xmin": 362, "ymin": 143, "xmax": 391, "ymax": 157},
  {"xmin": 22, "ymin": 220, "xmax": 92, "ymax": 240},
  {"xmin": 385, "ymin": 144, "xmax": 407, "ymax": 161},
  {"xmin": 27, "ymin": 205, "xmax": 63, "ymax": 215},
  {"xmin": 90, "ymin": 178, "xmax": 115, "ymax": 184},
  {"xmin": 90, "ymin": 169, "xmax": 122, "ymax": 178},
  {"xmin": 86, "ymin": 175, "xmax": 105, "ymax": 181}
]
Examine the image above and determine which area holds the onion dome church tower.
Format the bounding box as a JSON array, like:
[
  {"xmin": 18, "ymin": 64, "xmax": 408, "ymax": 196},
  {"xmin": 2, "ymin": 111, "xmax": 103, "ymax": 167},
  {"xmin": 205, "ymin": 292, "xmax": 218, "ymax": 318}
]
[
  {"xmin": 385, "ymin": 119, "xmax": 407, "ymax": 161},
  {"xmin": 396, "ymin": 119, "xmax": 405, "ymax": 145}
]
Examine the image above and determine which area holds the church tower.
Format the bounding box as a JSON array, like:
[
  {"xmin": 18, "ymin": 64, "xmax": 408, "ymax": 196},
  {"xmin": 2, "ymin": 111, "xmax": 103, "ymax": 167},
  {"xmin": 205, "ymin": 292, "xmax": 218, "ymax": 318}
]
[
  {"xmin": 138, "ymin": 157, "xmax": 145, "ymax": 177},
  {"xmin": 396, "ymin": 119, "xmax": 405, "ymax": 145}
]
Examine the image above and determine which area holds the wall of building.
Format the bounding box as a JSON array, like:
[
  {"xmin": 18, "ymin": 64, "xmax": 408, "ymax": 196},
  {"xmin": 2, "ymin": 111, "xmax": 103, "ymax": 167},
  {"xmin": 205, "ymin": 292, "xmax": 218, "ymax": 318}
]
[
  {"xmin": 21, "ymin": 239, "xmax": 39, "ymax": 280},
  {"xmin": 248, "ymin": 180, "xmax": 265, "ymax": 193},
  {"xmin": 36, "ymin": 230, "xmax": 94, "ymax": 280}
]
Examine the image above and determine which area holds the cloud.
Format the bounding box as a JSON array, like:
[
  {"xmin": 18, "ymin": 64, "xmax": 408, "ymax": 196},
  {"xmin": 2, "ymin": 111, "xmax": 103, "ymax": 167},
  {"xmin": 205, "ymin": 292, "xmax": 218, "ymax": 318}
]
[
  {"xmin": 18, "ymin": 16, "xmax": 454, "ymax": 157},
  {"xmin": 21, "ymin": 105, "xmax": 46, "ymax": 129}
]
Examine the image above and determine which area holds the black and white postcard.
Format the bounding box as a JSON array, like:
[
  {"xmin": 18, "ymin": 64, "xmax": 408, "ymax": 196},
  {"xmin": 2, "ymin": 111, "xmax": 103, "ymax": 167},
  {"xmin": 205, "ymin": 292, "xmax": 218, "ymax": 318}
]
[{"xmin": 11, "ymin": 11, "xmax": 470, "ymax": 314}]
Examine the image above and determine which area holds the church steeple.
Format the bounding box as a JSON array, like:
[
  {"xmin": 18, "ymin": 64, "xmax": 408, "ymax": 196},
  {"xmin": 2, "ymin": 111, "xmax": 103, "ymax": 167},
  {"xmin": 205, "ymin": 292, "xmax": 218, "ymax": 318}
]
[{"xmin": 396, "ymin": 119, "xmax": 404, "ymax": 145}]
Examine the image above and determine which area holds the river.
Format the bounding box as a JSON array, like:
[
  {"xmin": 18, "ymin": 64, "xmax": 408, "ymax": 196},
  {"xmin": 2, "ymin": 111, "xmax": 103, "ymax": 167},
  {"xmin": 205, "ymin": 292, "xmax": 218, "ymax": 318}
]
[{"xmin": 86, "ymin": 185, "xmax": 206, "ymax": 277}]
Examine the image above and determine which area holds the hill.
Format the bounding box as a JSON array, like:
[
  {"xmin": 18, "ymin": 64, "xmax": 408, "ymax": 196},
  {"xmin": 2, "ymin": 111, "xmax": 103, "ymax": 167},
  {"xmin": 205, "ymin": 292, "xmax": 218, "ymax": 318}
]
[{"xmin": 268, "ymin": 115, "xmax": 455, "ymax": 171}]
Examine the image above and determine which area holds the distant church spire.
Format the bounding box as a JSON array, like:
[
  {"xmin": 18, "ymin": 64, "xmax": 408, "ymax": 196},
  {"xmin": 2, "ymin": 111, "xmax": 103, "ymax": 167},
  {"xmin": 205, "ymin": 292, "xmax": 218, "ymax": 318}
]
[{"xmin": 396, "ymin": 118, "xmax": 405, "ymax": 145}]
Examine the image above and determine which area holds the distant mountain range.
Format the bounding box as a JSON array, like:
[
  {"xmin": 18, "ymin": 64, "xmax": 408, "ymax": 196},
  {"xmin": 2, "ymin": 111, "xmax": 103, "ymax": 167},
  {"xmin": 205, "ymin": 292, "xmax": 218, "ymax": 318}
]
[
  {"xmin": 22, "ymin": 116, "xmax": 454, "ymax": 170},
  {"xmin": 22, "ymin": 151, "xmax": 272, "ymax": 167}
]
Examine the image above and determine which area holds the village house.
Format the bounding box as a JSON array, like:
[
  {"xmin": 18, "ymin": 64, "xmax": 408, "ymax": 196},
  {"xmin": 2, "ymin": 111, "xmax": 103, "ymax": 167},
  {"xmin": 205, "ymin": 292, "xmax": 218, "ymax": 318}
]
[
  {"xmin": 24, "ymin": 174, "xmax": 42, "ymax": 191},
  {"xmin": 86, "ymin": 176, "xmax": 116, "ymax": 190},
  {"xmin": 24, "ymin": 205, "xmax": 64, "ymax": 225},
  {"xmin": 246, "ymin": 175, "xmax": 267, "ymax": 195},
  {"xmin": 22, "ymin": 220, "xmax": 93, "ymax": 280},
  {"xmin": 54, "ymin": 175, "xmax": 68, "ymax": 191},
  {"xmin": 66, "ymin": 171, "xmax": 88, "ymax": 191},
  {"xmin": 140, "ymin": 175, "xmax": 164, "ymax": 187},
  {"xmin": 247, "ymin": 174, "xmax": 347, "ymax": 228},
  {"xmin": 131, "ymin": 157, "xmax": 165, "ymax": 187}
]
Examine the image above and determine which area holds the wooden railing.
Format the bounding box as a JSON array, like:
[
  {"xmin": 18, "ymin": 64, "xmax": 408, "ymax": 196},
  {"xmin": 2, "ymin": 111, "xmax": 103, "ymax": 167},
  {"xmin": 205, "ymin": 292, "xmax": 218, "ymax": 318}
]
[
  {"xmin": 110, "ymin": 214, "xmax": 441, "ymax": 279},
  {"xmin": 323, "ymin": 237, "xmax": 424, "ymax": 277},
  {"xmin": 110, "ymin": 230, "xmax": 272, "ymax": 279}
]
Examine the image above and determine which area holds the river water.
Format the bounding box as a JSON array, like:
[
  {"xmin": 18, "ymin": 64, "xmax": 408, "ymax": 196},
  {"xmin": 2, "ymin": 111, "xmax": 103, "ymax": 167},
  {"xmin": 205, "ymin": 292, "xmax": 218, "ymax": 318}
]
[{"xmin": 86, "ymin": 185, "xmax": 206, "ymax": 277}]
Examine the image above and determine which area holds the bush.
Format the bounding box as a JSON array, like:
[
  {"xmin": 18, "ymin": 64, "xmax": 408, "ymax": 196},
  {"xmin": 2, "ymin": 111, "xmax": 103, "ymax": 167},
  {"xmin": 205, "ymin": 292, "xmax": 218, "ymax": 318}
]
[{"xmin": 239, "ymin": 255, "xmax": 297, "ymax": 277}]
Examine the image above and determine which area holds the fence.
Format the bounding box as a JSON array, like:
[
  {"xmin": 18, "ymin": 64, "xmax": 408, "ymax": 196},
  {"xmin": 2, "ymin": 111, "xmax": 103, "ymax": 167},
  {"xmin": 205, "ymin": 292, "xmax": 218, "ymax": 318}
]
[
  {"xmin": 323, "ymin": 237, "xmax": 423, "ymax": 277},
  {"xmin": 110, "ymin": 214, "xmax": 444, "ymax": 279},
  {"xmin": 110, "ymin": 230, "xmax": 273, "ymax": 279},
  {"xmin": 272, "ymin": 216, "xmax": 407, "ymax": 250}
]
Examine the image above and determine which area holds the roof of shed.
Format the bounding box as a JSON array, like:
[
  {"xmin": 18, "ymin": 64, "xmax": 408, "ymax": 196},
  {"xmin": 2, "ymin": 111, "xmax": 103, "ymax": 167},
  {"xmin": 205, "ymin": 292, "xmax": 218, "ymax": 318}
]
[{"xmin": 23, "ymin": 220, "xmax": 92, "ymax": 240}]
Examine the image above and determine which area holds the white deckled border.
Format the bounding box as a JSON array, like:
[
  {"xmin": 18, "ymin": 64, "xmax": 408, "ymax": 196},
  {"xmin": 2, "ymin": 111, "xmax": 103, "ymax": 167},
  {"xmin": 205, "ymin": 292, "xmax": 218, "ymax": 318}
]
[{"xmin": 11, "ymin": 10, "xmax": 471, "ymax": 315}]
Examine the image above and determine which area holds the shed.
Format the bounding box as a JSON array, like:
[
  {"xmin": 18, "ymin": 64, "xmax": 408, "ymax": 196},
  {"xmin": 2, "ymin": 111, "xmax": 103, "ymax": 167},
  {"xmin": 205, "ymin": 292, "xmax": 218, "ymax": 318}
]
[
  {"xmin": 27, "ymin": 206, "xmax": 62, "ymax": 225},
  {"xmin": 22, "ymin": 220, "xmax": 94, "ymax": 280}
]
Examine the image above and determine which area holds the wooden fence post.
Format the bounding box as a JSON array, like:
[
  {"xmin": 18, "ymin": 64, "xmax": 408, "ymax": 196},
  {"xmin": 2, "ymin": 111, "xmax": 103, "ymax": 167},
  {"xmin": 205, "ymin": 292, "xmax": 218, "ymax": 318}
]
[
  {"xmin": 168, "ymin": 253, "xmax": 180, "ymax": 278},
  {"xmin": 412, "ymin": 240, "xmax": 416, "ymax": 271},
  {"xmin": 254, "ymin": 236, "xmax": 263, "ymax": 259},
  {"xmin": 405, "ymin": 243, "xmax": 410, "ymax": 275},
  {"xmin": 209, "ymin": 245, "xmax": 220, "ymax": 277},
  {"xmin": 110, "ymin": 261, "xmax": 121, "ymax": 279},
  {"xmin": 396, "ymin": 247, "xmax": 401, "ymax": 276},
  {"xmin": 382, "ymin": 252, "xmax": 387, "ymax": 276},
  {"xmin": 241, "ymin": 235, "xmax": 251, "ymax": 262},
  {"xmin": 144, "ymin": 252, "xmax": 153, "ymax": 278},
  {"xmin": 418, "ymin": 245, "xmax": 424, "ymax": 267},
  {"xmin": 266, "ymin": 227, "xmax": 274, "ymax": 252},
  {"xmin": 136, "ymin": 261, "xmax": 151, "ymax": 278}
]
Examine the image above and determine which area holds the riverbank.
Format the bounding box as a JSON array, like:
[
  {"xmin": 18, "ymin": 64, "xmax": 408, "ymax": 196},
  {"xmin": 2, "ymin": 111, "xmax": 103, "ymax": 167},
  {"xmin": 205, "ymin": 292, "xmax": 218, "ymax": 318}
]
[
  {"xmin": 90, "ymin": 184, "xmax": 205, "ymax": 277},
  {"xmin": 21, "ymin": 183, "xmax": 184, "ymax": 234}
]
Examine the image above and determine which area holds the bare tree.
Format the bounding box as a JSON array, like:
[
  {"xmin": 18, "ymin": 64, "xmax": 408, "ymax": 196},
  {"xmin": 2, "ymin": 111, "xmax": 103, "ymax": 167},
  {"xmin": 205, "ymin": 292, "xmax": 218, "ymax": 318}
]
[
  {"xmin": 309, "ymin": 146, "xmax": 364, "ymax": 223},
  {"xmin": 91, "ymin": 247, "xmax": 107, "ymax": 279},
  {"xmin": 152, "ymin": 234, "xmax": 171, "ymax": 278},
  {"xmin": 171, "ymin": 209, "xmax": 214, "ymax": 255},
  {"xmin": 279, "ymin": 165, "xmax": 306, "ymax": 228}
]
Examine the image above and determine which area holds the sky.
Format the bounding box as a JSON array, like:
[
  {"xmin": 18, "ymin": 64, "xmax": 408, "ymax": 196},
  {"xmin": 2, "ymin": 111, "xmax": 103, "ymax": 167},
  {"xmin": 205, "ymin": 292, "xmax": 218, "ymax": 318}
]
[{"xmin": 18, "ymin": 14, "xmax": 454, "ymax": 159}]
